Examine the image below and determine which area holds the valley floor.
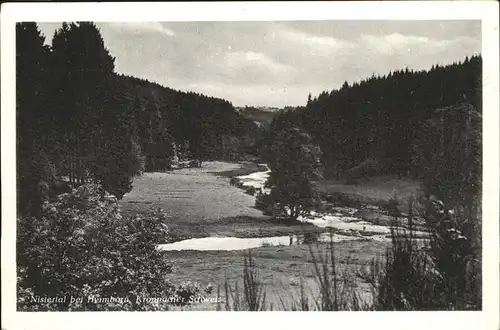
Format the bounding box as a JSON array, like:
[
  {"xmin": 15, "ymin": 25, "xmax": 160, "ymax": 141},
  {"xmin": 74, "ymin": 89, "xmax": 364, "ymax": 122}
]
[
  {"xmin": 120, "ymin": 161, "xmax": 326, "ymax": 242},
  {"xmin": 119, "ymin": 161, "xmax": 424, "ymax": 310},
  {"xmin": 318, "ymin": 175, "xmax": 422, "ymax": 213},
  {"xmin": 166, "ymin": 239, "xmax": 389, "ymax": 311}
]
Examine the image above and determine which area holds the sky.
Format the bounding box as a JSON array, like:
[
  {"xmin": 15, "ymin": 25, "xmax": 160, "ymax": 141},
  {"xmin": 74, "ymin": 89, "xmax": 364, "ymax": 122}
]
[{"xmin": 37, "ymin": 20, "xmax": 481, "ymax": 108}]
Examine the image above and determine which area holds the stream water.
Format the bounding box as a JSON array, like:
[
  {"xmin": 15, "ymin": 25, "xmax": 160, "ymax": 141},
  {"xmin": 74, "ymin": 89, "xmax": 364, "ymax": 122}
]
[
  {"xmin": 158, "ymin": 166, "xmax": 426, "ymax": 251},
  {"xmin": 157, "ymin": 232, "xmax": 389, "ymax": 251}
]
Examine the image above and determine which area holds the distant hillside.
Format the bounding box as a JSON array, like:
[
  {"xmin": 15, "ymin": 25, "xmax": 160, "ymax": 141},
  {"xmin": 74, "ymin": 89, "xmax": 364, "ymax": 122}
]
[
  {"xmin": 16, "ymin": 21, "xmax": 263, "ymax": 210},
  {"xmin": 267, "ymin": 55, "xmax": 482, "ymax": 179},
  {"xmin": 236, "ymin": 106, "xmax": 280, "ymax": 125}
]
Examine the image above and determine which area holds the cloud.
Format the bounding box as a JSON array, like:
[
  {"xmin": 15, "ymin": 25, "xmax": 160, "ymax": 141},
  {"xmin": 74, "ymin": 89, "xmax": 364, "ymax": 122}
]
[
  {"xmin": 36, "ymin": 21, "xmax": 481, "ymax": 107},
  {"xmin": 359, "ymin": 33, "xmax": 480, "ymax": 60},
  {"xmin": 224, "ymin": 51, "xmax": 294, "ymax": 75},
  {"xmin": 105, "ymin": 22, "xmax": 176, "ymax": 36},
  {"xmin": 361, "ymin": 33, "xmax": 446, "ymax": 55},
  {"xmin": 279, "ymin": 29, "xmax": 353, "ymax": 56}
]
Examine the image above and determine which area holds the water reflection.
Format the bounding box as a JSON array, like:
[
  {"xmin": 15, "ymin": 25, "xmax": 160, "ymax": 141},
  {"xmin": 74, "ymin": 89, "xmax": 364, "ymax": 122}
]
[{"xmin": 157, "ymin": 231, "xmax": 384, "ymax": 251}]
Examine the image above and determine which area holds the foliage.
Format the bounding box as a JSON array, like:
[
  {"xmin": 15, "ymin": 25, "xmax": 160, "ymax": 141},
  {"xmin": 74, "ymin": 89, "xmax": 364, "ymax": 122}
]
[
  {"xmin": 361, "ymin": 197, "xmax": 481, "ymax": 311},
  {"xmin": 172, "ymin": 281, "xmax": 202, "ymax": 306},
  {"xmin": 422, "ymin": 198, "xmax": 481, "ymax": 309},
  {"xmin": 307, "ymin": 233, "xmax": 361, "ymax": 311},
  {"xmin": 269, "ymin": 56, "xmax": 482, "ymax": 178},
  {"xmin": 16, "ymin": 22, "xmax": 483, "ymax": 313},
  {"xmin": 16, "ymin": 21, "xmax": 260, "ymax": 216},
  {"xmin": 16, "ymin": 23, "xmax": 55, "ymax": 216},
  {"xmin": 218, "ymin": 252, "xmax": 267, "ymax": 311},
  {"xmin": 220, "ymin": 238, "xmax": 369, "ymax": 311},
  {"xmin": 263, "ymin": 127, "xmax": 323, "ymax": 221},
  {"xmin": 236, "ymin": 106, "xmax": 278, "ymax": 124},
  {"xmin": 254, "ymin": 193, "xmax": 277, "ymax": 216},
  {"xmin": 381, "ymin": 102, "xmax": 482, "ymax": 310},
  {"xmin": 364, "ymin": 104, "xmax": 482, "ymax": 311},
  {"xmin": 411, "ymin": 103, "xmax": 481, "ymax": 207},
  {"xmin": 242, "ymin": 251, "xmax": 267, "ymax": 311},
  {"xmin": 17, "ymin": 144, "xmax": 58, "ymax": 216},
  {"xmin": 89, "ymin": 135, "xmax": 145, "ymax": 199},
  {"xmin": 17, "ymin": 182, "xmax": 175, "ymax": 311},
  {"xmin": 50, "ymin": 22, "xmax": 116, "ymax": 184}
]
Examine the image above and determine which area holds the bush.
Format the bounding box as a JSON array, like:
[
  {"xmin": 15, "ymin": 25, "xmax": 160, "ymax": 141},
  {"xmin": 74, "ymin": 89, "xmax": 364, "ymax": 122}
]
[
  {"xmin": 17, "ymin": 181, "xmax": 174, "ymax": 311},
  {"xmin": 172, "ymin": 281, "xmax": 202, "ymax": 306},
  {"xmin": 361, "ymin": 197, "xmax": 481, "ymax": 310},
  {"xmin": 17, "ymin": 146, "xmax": 58, "ymax": 216},
  {"xmin": 219, "ymin": 252, "xmax": 267, "ymax": 311},
  {"xmin": 255, "ymin": 193, "xmax": 277, "ymax": 216},
  {"xmin": 371, "ymin": 231, "xmax": 436, "ymax": 310},
  {"xmin": 422, "ymin": 198, "xmax": 481, "ymax": 309}
]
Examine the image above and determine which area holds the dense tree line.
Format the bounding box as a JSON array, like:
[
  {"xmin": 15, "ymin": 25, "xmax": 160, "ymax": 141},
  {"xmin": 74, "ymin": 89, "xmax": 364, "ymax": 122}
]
[
  {"xmin": 16, "ymin": 22, "xmax": 257, "ymax": 215},
  {"xmin": 236, "ymin": 106, "xmax": 278, "ymax": 124},
  {"xmin": 260, "ymin": 56, "xmax": 482, "ymax": 311},
  {"xmin": 373, "ymin": 101, "xmax": 482, "ymax": 310},
  {"xmin": 267, "ymin": 56, "xmax": 482, "ymax": 181}
]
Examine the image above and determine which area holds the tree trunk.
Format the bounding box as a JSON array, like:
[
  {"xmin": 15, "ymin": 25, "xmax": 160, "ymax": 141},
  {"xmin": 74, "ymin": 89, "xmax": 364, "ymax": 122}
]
[{"xmin": 69, "ymin": 153, "xmax": 74, "ymax": 185}]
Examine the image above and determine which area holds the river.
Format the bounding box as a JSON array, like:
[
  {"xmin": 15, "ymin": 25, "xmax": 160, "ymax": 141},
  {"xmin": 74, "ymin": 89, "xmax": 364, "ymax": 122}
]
[{"xmin": 157, "ymin": 164, "xmax": 427, "ymax": 251}]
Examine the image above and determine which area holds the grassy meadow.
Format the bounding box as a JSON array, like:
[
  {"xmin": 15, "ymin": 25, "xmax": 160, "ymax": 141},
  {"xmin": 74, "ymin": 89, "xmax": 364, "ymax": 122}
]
[{"xmin": 117, "ymin": 161, "xmax": 423, "ymax": 310}]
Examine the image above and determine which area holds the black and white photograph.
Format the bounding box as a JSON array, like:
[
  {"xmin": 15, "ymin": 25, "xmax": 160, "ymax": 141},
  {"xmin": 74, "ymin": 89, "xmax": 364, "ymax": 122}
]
[{"xmin": 2, "ymin": 1, "xmax": 499, "ymax": 329}]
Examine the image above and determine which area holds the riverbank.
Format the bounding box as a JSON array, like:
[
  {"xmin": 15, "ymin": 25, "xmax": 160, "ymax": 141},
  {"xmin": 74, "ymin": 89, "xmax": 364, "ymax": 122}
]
[
  {"xmin": 121, "ymin": 161, "xmax": 427, "ymax": 244},
  {"xmin": 164, "ymin": 239, "xmax": 390, "ymax": 311},
  {"xmin": 120, "ymin": 161, "xmax": 330, "ymax": 243},
  {"xmin": 120, "ymin": 161, "xmax": 423, "ymax": 310},
  {"xmin": 166, "ymin": 215, "xmax": 327, "ymax": 243}
]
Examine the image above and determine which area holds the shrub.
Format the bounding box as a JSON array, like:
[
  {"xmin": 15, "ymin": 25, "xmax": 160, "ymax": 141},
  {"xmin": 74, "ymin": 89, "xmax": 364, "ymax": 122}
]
[
  {"xmin": 242, "ymin": 252, "xmax": 267, "ymax": 311},
  {"xmin": 172, "ymin": 281, "xmax": 202, "ymax": 306},
  {"xmin": 17, "ymin": 181, "xmax": 174, "ymax": 311},
  {"xmin": 255, "ymin": 193, "xmax": 277, "ymax": 216},
  {"xmin": 220, "ymin": 252, "xmax": 267, "ymax": 311},
  {"xmin": 361, "ymin": 197, "xmax": 481, "ymax": 310},
  {"xmin": 306, "ymin": 232, "xmax": 365, "ymax": 311},
  {"xmin": 371, "ymin": 231, "xmax": 436, "ymax": 310},
  {"xmin": 422, "ymin": 198, "xmax": 481, "ymax": 309},
  {"xmin": 17, "ymin": 146, "xmax": 58, "ymax": 216}
]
